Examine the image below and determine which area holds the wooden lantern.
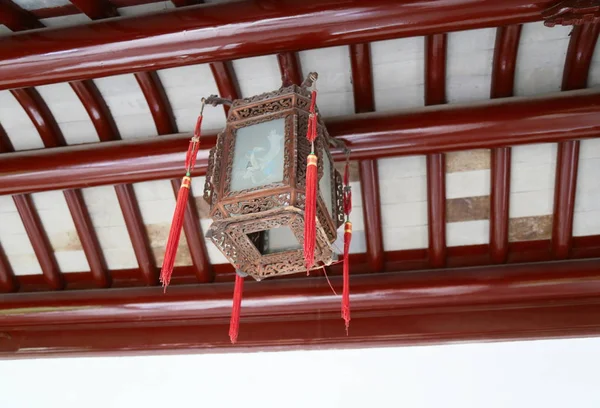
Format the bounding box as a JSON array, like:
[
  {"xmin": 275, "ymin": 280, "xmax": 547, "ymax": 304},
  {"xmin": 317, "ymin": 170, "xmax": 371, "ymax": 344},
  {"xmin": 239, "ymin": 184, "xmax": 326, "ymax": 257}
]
[{"xmin": 203, "ymin": 76, "xmax": 344, "ymax": 281}]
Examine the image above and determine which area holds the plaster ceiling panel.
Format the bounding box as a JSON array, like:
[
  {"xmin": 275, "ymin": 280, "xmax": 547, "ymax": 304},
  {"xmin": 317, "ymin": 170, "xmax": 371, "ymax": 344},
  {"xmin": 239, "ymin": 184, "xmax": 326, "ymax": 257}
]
[
  {"xmin": 132, "ymin": 180, "xmax": 193, "ymax": 267},
  {"xmin": 156, "ymin": 64, "xmax": 225, "ymax": 133},
  {"xmin": 30, "ymin": 191, "xmax": 90, "ymax": 273},
  {"xmin": 190, "ymin": 177, "xmax": 228, "ymax": 264},
  {"xmin": 508, "ymin": 143, "xmax": 557, "ymax": 242},
  {"xmin": 447, "ymin": 28, "xmax": 495, "ymax": 103},
  {"xmin": 0, "ymin": 25, "xmax": 11, "ymax": 37},
  {"xmin": 588, "ymin": 37, "xmax": 600, "ymax": 87},
  {"xmin": 514, "ymin": 22, "xmax": 571, "ymax": 96},
  {"xmin": 232, "ymin": 55, "xmax": 282, "ymax": 99},
  {"xmin": 94, "ymin": 74, "xmax": 158, "ymax": 139},
  {"xmin": 0, "ymin": 195, "xmax": 43, "ymax": 276},
  {"xmin": 81, "ymin": 186, "xmax": 138, "ymax": 270},
  {"xmin": 299, "ymin": 46, "xmax": 354, "ymax": 118},
  {"xmin": 445, "ymin": 150, "xmax": 491, "ymax": 246},
  {"xmin": 39, "ymin": 14, "xmax": 92, "ymax": 28},
  {"xmin": 118, "ymin": 2, "xmax": 174, "ymax": 16},
  {"xmin": 378, "ymin": 156, "xmax": 428, "ymax": 251},
  {"xmin": 12, "ymin": 0, "xmax": 70, "ymax": 10},
  {"xmin": 573, "ymin": 138, "xmax": 600, "ymax": 237},
  {"xmin": 0, "ymin": 91, "xmax": 44, "ymax": 151},
  {"xmin": 35, "ymin": 83, "xmax": 99, "ymax": 145},
  {"xmin": 371, "ymin": 36, "xmax": 425, "ymax": 112}
]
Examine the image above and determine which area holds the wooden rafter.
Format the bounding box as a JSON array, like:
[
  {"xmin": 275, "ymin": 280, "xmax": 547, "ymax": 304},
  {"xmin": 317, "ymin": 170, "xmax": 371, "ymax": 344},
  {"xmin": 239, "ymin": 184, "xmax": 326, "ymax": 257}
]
[
  {"xmin": 0, "ymin": 124, "xmax": 19, "ymax": 293},
  {"xmin": 69, "ymin": 79, "xmax": 158, "ymax": 286},
  {"xmin": 424, "ymin": 34, "xmax": 447, "ymax": 268},
  {"xmin": 553, "ymin": 22, "xmax": 600, "ymax": 260},
  {"xmin": 0, "ymin": 0, "xmax": 43, "ymax": 31},
  {"xmin": 11, "ymin": 88, "xmax": 111, "ymax": 289},
  {"xmin": 69, "ymin": 0, "xmax": 118, "ymax": 19},
  {"xmin": 277, "ymin": 53, "xmax": 303, "ymax": 87},
  {"xmin": 489, "ymin": 25, "xmax": 522, "ymax": 264},
  {"xmin": 348, "ymin": 42, "xmax": 384, "ymax": 273},
  {"xmin": 209, "ymin": 61, "xmax": 240, "ymax": 115}
]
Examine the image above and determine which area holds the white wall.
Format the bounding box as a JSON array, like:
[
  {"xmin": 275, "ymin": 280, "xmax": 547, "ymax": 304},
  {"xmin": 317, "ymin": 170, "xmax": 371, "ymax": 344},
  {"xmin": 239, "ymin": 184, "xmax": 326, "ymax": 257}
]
[{"xmin": 1, "ymin": 337, "xmax": 600, "ymax": 408}]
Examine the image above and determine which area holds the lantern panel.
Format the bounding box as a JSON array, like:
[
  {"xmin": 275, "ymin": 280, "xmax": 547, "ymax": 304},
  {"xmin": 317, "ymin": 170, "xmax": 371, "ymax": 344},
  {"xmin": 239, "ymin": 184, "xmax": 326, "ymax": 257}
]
[{"xmin": 230, "ymin": 118, "xmax": 286, "ymax": 192}]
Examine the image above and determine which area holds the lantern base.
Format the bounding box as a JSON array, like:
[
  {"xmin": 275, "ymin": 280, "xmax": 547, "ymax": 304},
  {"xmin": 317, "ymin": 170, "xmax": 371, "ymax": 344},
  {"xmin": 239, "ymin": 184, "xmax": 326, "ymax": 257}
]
[{"xmin": 207, "ymin": 207, "xmax": 334, "ymax": 280}]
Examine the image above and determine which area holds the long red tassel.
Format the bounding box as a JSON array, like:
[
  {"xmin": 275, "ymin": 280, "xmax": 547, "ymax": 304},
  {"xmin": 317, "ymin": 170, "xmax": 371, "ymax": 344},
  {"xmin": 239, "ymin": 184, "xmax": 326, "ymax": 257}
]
[
  {"xmin": 342, "ymin": 158, "xmax": 352, "ymax": 332},
  {"xmin": 303, "ymin": 90, "xmax": 318, "ymax": 271},
  {"xmin": 160, "ymin": 114, "xmax": 203, "ymax": 289},
  {"xmin": 229, "ymin": 273, "xmax": 245, "ymax": 344}
]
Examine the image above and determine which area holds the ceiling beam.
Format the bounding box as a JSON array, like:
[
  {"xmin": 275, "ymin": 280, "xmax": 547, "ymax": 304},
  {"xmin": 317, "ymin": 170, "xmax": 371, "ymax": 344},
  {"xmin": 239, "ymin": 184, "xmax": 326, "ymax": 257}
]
[
  {"xmin": 0, "ymin": 0, "xmax": 44, "ymax": 31},
  {"xmin": 553, "ymin": 23, "xmax": 600, "ymax": 260},
  {"xmin": 0, "ymin": 125, "xmax": 19, "ymax": 293},
  {"xmin": 489, "ymin": 25, "xmax": 521, "ymax": 264},
  {"xmin": 209, "ymin": 62, "xmax": 240, "ymax": 116},
  {"xmin": 11, "ymin": 87, "xmax": 111, "ymax": 289},
  {"xmin": 1, "ymin": 90, "xmax": 600, "ymax": 196},
  {"xmin": 1, "ymin": 258, "xmax": 600, "ymax": 356},
  {"xmin": 349, "ymin": 42, "xmax": 384, "ymax": 273},
  {"xmin": 69, "ymin": 0, "xmax": 118, "ymax": 19},
  {"xmin": 277, "ymin": 53, "xmax": 303, "ymax": 87},
  {"xmin": 0, "ymin": 0, "xmax": 555, "ymax": 90},
  {"xmin": 424, "ymin": 33, "xmax": 448, "ymax": 269}
]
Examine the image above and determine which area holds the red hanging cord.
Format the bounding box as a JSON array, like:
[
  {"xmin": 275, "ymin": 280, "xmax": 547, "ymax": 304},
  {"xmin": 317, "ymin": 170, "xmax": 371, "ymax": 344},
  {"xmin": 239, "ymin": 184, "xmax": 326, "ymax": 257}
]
[
  {"xmin": 342, "ymin": 154, "xmax": 352, "ymax": 332},
  {"xmin": 160, "ymin": 103, "xmax": 205, "ymax": 290},
  {"xmin": 303, "ymin": 89, "xmax": 319, "ymax": 271},
  {"xmin": 229, "ymin": 273, "xmax": 245, "ymax": 344}
]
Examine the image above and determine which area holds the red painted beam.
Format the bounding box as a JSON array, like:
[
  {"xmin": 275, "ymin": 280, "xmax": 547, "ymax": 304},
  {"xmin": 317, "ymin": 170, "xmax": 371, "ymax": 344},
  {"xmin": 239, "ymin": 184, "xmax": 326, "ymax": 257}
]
[
  {"xmin": 424, "ymin": 34, "xmax": 447, "ymax": 268},
  {"xmin": 135, "ymin": 71, "xmax": 213, "ymax": 284},
  {"xmin": 0, "ymin": 0, "xmax": 44, "ymax": 31},
  {"xmin": 70, "ymin": 79, "xmax": 158, "ymax": 286},
  {"xmin": 553, "ymin": 23, "xmax": 600, "ymax": 260},
  {"xmin": 12, "ymin": 195, "xmax": 64, "ymax": 290},
  {"xmin": 2, "ymin": 90, "xmax": 600, "ymax": 196},
  {"xmin": 0, "ymin": 244, "xmax": 18, "ymax": 293},
  {"xmin": 209, "ymin": 61, "xmax": 239, "ymax": 115},
  {"xmin": 277, "ymin": 52, "xmax": 303, "ymax": 87},
  {"xmin": 10, "ymin": 88, "xmax": 66, "ymax": 147},
  {"xmin": 69, "ymin": 0, "xmax": 118, "ymax": 19},
  {"xmin": 359, "ymin": 161, "xmax": 384, "ymax": 272},
  {"xmin": 349, "ymin": 41, "xmax": 383, "ymax": 272},
  {"xmin": 70, "ymin": 80, "xmax": 120, "ymax": 142},
  {"xmin": 134, "ymin": 71, "xmax": 177, "ymax": 135},
  {"xmin": 0, "ymin": 0, "xmax": 555, "ymax": 90},
  {"xmin": 0, "ymin": 125, "xmax": 20, "ymax": 293},
  {"xmin": 11, "ymin": 87, "xmax": 111, "ymax": 289},
  {"xmin": 489, "ymin": 25, "xmax": 521, "ymax": 264},
  {"xmin": 349, "ymin": 43, "xmax": 375, "ymax": 114},
  {"xmin": 424, "ymin": 34, "xmax": 447, "ymax": 106},
  {"xmin": 1, "ymin": 259, "xmax": 600, "ymax": 356}
]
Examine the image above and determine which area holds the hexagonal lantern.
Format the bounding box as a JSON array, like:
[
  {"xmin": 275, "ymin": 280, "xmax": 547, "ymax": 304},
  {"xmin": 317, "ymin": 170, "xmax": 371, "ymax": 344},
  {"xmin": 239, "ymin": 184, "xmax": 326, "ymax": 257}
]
[{"xmin": 202, "ymin": 78, "xmax": 345, "ymax": 281}]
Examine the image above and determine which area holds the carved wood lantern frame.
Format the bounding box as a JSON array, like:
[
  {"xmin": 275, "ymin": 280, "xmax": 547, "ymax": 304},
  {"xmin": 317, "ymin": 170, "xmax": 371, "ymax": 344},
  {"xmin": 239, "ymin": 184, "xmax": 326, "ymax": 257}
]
[{"xmin": 203, "ymin": 83, "xmax": 345, "ymax": 281}]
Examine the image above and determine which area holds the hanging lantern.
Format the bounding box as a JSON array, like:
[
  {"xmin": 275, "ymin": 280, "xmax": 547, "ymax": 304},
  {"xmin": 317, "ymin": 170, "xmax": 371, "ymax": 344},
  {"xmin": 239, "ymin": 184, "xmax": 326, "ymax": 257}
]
[{"xmin": 161, "ymin": 72, "xmax": 352, "ymax": 343}]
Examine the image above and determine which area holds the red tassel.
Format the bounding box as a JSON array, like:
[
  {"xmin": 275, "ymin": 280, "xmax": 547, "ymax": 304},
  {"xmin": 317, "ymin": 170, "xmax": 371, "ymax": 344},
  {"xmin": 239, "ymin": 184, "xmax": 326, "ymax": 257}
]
[
  {"xmin": 160, "ymin": 114, "xmax": 203, "ymax": 290},
  {"xmin": 160, "ymin": 176, "xmax": 191, "ymax": 289},
  {"xmin": 342, "ymin": 221, "xmax": 352, "ymax": 332},
  {"xmin": 341, "ymin": 157, "xmax": 352, "ymax": 332},
  {"xmin": 229, "ymin": 273, "xmax": 245, "ymax": 344},
  {"xmin": 304, "ymin": 153, "xmax": 318, "ymax": 270},
  {"xmin": 303, "ymin": 89, "xmax": 319, "ymax": 271}
]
